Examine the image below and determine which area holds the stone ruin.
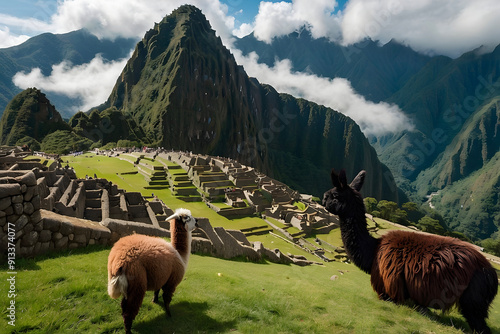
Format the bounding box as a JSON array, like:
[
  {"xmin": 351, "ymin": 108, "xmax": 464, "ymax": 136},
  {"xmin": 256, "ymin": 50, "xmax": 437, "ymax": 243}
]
[
  {"xmin": 0, "ymin": 149, "xmax": 322, "ymax": 266},
  {"xmin": 160, "ymin": 151, "xmax": 339, "ymax": 236}
]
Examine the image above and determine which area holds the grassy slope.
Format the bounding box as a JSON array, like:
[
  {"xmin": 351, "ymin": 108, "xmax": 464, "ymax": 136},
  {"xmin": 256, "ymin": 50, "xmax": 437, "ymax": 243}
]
[
  {"xmin": 4, "ymin": 153, "xmax": 497, "ymax": 333},
  {"xmin": 3, "ymin": 246, "xmax": 497, "ymax": 334}
]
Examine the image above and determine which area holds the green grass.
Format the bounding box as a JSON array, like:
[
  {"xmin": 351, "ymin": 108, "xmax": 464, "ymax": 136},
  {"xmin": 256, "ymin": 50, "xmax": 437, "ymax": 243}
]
[
  {"xmin": 2, "ymin": 245, "xmax": 498, "ymax": 333},
  {"xmin": 156, "ymin": 157, "xmax": 181, "ymax": 168},
  {"xmin": 23, "ymin": 155, "xmax": 55, "ymax": 167},
  {"xmin": 293, "ymin": 201, "xmax": 307, "ymax": 211},
  {"xmin": 30, "ymin": 152, "xmax": 498, "ymax": 333}
]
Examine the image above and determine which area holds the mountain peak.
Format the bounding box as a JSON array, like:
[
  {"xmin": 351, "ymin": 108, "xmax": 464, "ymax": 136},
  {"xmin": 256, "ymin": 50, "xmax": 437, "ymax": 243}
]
[
  {"xmin": 0, "ymin": 87, "xmax": 70, "ymax": 146},
  {"xmin": 101, "ymin": 5, "xmax": 401, "ymax": 201}
]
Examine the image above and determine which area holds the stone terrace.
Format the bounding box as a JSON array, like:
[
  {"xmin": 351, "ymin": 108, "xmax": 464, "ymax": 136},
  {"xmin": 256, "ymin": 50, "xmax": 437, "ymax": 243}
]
[
  {"xmin": 157, "ymin": 151, "xmax": 339, "ymax": 236},
  {"xmin": 0, "ymin": 149, "xmax": 322, "ymax": 266}
]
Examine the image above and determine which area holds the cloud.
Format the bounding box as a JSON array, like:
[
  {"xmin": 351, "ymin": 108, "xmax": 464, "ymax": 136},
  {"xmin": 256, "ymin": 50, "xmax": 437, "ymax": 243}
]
[
  {"xmin": 233, "ymin": 22, "xmax": 254, "ymax": 38},
  {"xmin": 341, "ymin": 0, "xmax": 500, "ymax": 57},
  {"xmin": 0, "ymin": 0, "xmax": 238, "ymax": 49},
  {"xmin": 12, "ymin": 54, "xmax": 129, "ymax": 112},
  {"xmin": 0, "ymin": 13, "xmax": 52, "ymax": 34},
  {"xmin": 234, "ymin": 51, "xmax": 413, "ymax": 136},
  {"xmin": 48, "ymin": 0, "xmax": 237, "ymax": 46},
  {"xmin": 253, "ymin": 0, "xmax": 342, "ymax": 43},
  {"xmin": 0, "ymin": 26, "xmax": 30, "ymax": 48},
  {"xmin": 250, "ymin": 0, "xmax": 500, "ymax": 57}
]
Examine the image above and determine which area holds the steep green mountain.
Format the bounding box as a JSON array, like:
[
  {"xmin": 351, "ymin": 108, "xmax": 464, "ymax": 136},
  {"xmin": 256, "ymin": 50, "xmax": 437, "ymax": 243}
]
[
  {"xmin": 236, "ymin": 26, "xmax": 500, "ymax": 239},
  {"xmin": 415, "ymin": 98, "xmax": 500, "ymax": 194},
  {"xmin": 413, "ymin": 98, "xmax": 500, "ymax": 238},
  {"xmin": 102, "ymin": 5, "xmax": 401, "ymax": 201},
  {"xmin": 430, "ymin": 153, "xmax": 500, "ymax": 239},
  {"xmin": 235, "ymin": 31, "xmax": 431, "ymax": 103},
  {"xmin": 377, "ymin": 46, "xmax": 500, "ymax": 181},
  {"xmin": 0, "ymin": 87, "xmax": 71, "ymax": 147},
  {"xmin": 0, "ymin": 29, "xmax": 136, "ymax": 117},
  {"xmin": 374, "ymin": 47, "xmax": 500, "ymax": 239}
]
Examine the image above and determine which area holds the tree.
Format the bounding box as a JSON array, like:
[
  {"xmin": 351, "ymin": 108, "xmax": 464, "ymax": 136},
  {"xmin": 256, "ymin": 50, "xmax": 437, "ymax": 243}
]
[
  {"xmin": 402, "ymin": 202, "xmax": 418, "ymax": 212},
  {"xmin": 481, "ymin": 238, "xmax": 500, "ymax": 257},
  {"xmin": 377, "ymin": 200, "xmax": 398, "ymax": 220},
  {"xmin": 392, "ymin": 208, "xmax": 408, "ymax": 225},
  {"xmin": 417, "ymin": 216, "xmax": 446, "ymax": 234},
  {"xmin": 402, "ymin": 201, "xmax": 424, "ymax": 223},
  {"xmin": 364, "ymin": 197, "xmax": 378, "ymax": 214}
]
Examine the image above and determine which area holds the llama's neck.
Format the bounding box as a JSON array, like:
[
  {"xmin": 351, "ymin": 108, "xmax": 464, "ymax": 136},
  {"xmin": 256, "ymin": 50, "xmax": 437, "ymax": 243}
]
[
  {"xmin": 339, "ymin": 209, "xmax": 379, "ymax": 274},
  {"xmin": 171, "ymin": 220, "xmax": 192, "ymax": 264}
]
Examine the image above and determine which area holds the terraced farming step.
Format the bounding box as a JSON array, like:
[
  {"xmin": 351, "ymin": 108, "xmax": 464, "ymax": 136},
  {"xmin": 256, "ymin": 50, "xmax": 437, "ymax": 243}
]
[{"xmin": 241, "ymin": 225, "xmax": 273, "ymax": 236}]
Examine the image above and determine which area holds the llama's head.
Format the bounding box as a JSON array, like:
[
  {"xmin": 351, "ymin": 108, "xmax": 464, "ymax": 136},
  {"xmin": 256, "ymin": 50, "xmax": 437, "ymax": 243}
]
[
  {"xmin": 166, "ymin": 208, "xmax": 198, "ymax": 232},
  {"xmin": 322, "ymin": 169, "xmax": 366, "ymax": 217}
]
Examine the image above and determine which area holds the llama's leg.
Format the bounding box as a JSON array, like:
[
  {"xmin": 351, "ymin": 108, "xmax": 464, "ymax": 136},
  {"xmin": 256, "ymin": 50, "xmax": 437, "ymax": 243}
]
[
  {"xmin": 121, "ymin": 289, "xmax": 146, "ymax": 334},
  {"xmin": 161, "ymin": 283, "xmax": 177, "ymax": 317},
  {"xmin": 459, "ymin": 268, "xmax": 497, "ymax": 334},
  {"xmin": 152, "ymin": 289, "xmax": 160, "ymax": 303}
]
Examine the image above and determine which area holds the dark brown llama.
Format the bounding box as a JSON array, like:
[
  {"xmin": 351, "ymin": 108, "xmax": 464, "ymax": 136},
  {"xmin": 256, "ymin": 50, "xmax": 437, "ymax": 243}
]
[{"xmin": 322, "ymin": 169, "xmax": 498, "ymax": 333}]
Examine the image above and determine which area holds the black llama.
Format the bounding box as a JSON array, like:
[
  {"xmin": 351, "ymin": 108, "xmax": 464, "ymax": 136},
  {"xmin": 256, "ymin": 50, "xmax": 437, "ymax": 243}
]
[{"xmin": 323, "ymin": 169, "xmax": 498, "ymax": 333}]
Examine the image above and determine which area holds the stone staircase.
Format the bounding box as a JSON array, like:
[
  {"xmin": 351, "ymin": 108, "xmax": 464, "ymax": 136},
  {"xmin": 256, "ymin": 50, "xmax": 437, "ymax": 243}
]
[{"xmin": 84, "ymin": 189, "xmax": 102, "ymax": 221}]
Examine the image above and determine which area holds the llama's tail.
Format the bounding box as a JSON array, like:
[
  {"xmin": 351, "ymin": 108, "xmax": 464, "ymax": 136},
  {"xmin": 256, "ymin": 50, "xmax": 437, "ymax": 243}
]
[{"xmin": 108, "ymin": 267, "xmax": 128, "ymax": 299}]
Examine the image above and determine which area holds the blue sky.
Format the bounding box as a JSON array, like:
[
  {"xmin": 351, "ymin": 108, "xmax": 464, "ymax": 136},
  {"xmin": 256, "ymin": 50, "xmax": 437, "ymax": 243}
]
[
  {"xmin": 1, "ymin": 0, "xmax": 500, "ymax": 57},
  {"xmin": 221, "ymin": 0, "xmax": 347, "ymax": 26},
  {"xmin": 0, "ymin": 0, "xmax": 348, "ymax": 27}
]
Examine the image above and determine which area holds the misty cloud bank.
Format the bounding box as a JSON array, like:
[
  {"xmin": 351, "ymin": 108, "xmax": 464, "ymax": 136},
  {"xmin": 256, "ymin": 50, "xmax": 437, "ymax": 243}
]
[
  {"xmin": 12, "ymin": 55, "xmax": 128, "ymax": 112},
  {"xmin": 248, "ymin": 0, "xmax": 500, "ymax": 58},
  {"xmin": 11, "ymin": 48, "xmax": 411, "ymax": 136},
  {"xmin": 234, "ymin": 51, "xmax": 413, "ymax": 136}
]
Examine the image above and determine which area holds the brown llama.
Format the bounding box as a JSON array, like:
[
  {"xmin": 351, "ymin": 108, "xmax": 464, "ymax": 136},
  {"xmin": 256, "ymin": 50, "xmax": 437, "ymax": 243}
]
[
  {"xmin": 107, "ymin": 208, "xmax": 198, "ymax": 334},
  {"xmin": 322, "ymin": 169, "xmax": 498, "ymax": 333}
]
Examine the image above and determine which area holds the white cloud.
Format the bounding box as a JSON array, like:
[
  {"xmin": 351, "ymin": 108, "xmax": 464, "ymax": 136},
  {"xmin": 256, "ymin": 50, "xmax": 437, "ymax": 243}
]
[
  {"xmin": 234, "ymin": 51, "xmax": 413, "ymax": 136},
  {"xmin": 340, "ymin": 0, "xmax": 500, "ymax": 56},
  {"xmin": 12, "ymin": 54, "xmax": 129, "ymax": 112},
  {"xmin": 48, "ymin": 0, "xmax": 237, "ymax": 47},
  {"xmin": 0, "ymin": 1, "xmax": 238, "ymax": 48},
  {"xmin": 253, "ymin": 0, "xmax": 342, "ymax": 43},
  {"xmin": 233, "ymin": 22, "xmax": 254, "ymax": 38},
  {"xmin": 0, "ymin": 13, "xmax": 52, "ymax": 35},
  {"xmin": 0, "ymin": 26, "xmax": 30, "ymax": 48},
  {"xmin": 251, "ymin": 0, "xmax": 500, "ymax": 57}
]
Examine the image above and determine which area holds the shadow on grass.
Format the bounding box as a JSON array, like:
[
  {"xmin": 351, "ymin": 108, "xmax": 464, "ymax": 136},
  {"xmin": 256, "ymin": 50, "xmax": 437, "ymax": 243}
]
[
  {"xmin": 134, "ymin": 301, "xmax": 237, "ymax": 333},
  {"xmin": 417, "ymin": 306, "xmax": 500, "ymax": 333}
]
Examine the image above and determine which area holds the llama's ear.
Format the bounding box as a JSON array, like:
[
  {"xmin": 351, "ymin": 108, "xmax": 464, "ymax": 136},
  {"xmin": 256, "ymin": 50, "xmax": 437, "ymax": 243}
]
[
  {"xmin": 350, "ymin": 170, "xmax": 366, "ymax": 192},
  {"xmin": 331, "ymin": 169, "xmax": 341, "ymax": 188},
  {"xmin": 165, "ymin": 212, "xmax": 179, "ymax": 222},
  {"xmin": 338, "ymin": 169, "xmax": 348, "ymax": 189}
]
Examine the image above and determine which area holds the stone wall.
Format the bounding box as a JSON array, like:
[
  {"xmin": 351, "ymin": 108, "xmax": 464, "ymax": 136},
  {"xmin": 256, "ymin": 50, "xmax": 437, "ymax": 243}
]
[
  {"xmin": 0, "ymin": 165, "xmax": 322, "ymax": 266},
  {"xmin": 0, "ymin": 171, "xmax": 43, "ymax": 258}
]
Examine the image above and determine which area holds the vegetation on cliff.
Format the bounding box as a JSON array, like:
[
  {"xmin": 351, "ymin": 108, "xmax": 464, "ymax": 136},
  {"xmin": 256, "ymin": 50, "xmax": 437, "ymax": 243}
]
[{"xmin": 0, "ymin": 88, "xmax": 71, "ymax": 146}]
